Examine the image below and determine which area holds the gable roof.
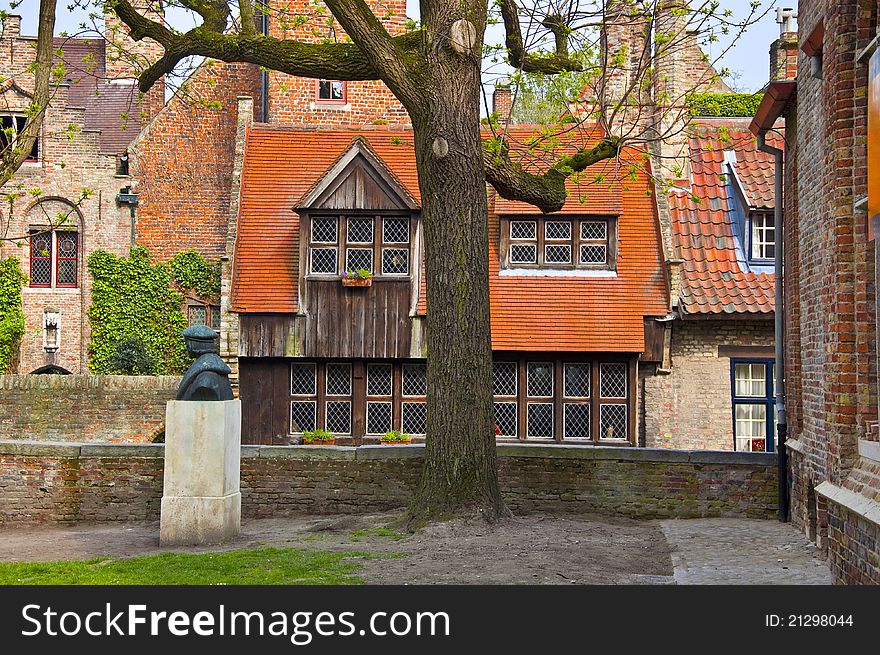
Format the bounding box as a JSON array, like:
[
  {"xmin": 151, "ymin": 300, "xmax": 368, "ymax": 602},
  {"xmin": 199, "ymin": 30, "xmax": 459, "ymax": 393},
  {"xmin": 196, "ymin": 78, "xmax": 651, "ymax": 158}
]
[
  {"xmin": 232, "ymin": 125, "xmax": 669, "ymax": 353},
  {"xmin": 298, "ymin": 137, "xmax": 419, "ymax": 210},
  {"xmin": 669, "ymin": 120, "xmax": 777, "ymax": 317}
]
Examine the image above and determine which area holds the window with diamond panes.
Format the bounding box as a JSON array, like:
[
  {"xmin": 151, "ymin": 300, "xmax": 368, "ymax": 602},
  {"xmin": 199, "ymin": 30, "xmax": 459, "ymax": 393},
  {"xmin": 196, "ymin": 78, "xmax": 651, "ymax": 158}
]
[
  {"xmin": 290, "ymin": 362, "xmax": 318, "ymax": 434},
  {"xmin": 347, "ymin": 217, "xmax": 373, "ymax": 243},
  {"xmin": 599, "ymin": 404, "xmax": 627, "ymax": 440},
  {"xmin": 382, "ymin": 218, "xmax": 410, "ymax": 244},
  {"xmin": 527, "ymin": 403, "xmax": 554, "ymax": 438},
  {"xmin": 493, "ymin": 362, "xmax": 518, "ymax": 438},
  {"xmin": 402, "ymin": 402, "xmax": 426, "ymax": 435},
  {"xmin": 400, "ymin": 363, "xmax": 426, "ymax": 435},
  {"xmin": 326, "ymin": 363, "xmax": 351, "ymax": 396},
  {"xmin": 29, "ymin": 231, "xmax": 52, "ymax": 287},
  {"xmin": 563, "ymin": 363, "xmax": 591, "ymax": 440},
  {"xmin": 505, "ymin": 218, "xmax": 614, "ymax": 270},
  {"xmin": 526, "ymin": 363, "xmax": 554, "ymax": 439},
  {"xmin": 346, "ymin": 248, "xmax": 373, "ymax": 274},
  {"xmin": 402, "ymin": 363, "xmax": 426, "ymax": 397},
  {"xmin": 382, "ymin": 248, "xmax": 409, "ymax": 275},
  {"xmin": 366, "ymin": 363, "xmax": 393, "ymax": 435},
  {"xmin": 600, "ymin": 363, "xmax": 627, "ymax": 399},
  {"xmin": 309, "ymin": 217, "xmax": 339, "ymax": 275},
  {"xmin": 56, "ymin": 232, "xmax": 78, "ymax": 287},
  {"xmin": 527, "ymin": 363, "xmax": 553, "ymax": 398}
]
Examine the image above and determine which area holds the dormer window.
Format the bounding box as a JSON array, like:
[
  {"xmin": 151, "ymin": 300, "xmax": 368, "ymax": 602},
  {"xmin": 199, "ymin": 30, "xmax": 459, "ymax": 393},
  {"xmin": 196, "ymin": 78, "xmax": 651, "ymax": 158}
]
[
  {"xmin": 749, "ymin": 211, "xmax": 775, "ymax": 261},
  {"xmin": 503, "ymin": 217, "xmax": 616, "ymax": 270},
  {"xmin": 308, "ymin": 215, "xmax": 412, "ymax": 277}
]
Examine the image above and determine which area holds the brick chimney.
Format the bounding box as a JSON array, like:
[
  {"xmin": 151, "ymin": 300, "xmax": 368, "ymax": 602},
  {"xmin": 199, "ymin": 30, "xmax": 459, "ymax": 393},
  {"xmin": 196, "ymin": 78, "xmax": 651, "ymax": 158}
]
[
  {"xmin": 770, "ymin": 7, "xmax": 799, "ymax": 81},
  {"xmin": 2, "ymin": 14, "xmax": 21, "ymax": 38},
  {"xmin": 104, "ymin": 0, "xmax": 165, "ymax": 80},
  {"xmin": 492, "ymin": 80, "xmax": 512, "ymax": 124}
]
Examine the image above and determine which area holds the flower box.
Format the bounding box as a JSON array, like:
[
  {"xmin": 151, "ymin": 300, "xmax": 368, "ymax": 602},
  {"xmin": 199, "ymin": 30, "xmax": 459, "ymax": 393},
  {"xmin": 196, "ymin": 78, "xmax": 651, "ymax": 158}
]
[
  {"xmin": 342, "ymin": 276, "xmax": 372, "ymax": 287},
  {"xmin": 303, "ymin": 437, "xmax": 337, "ymax": 446},
  {"xmin": 379, "ymin": 438, "xmax": 412, "ymax": 445}
]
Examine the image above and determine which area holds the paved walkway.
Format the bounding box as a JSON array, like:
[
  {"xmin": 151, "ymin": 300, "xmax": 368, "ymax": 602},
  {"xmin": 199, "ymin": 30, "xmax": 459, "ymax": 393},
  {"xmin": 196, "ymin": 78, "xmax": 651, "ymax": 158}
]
[
  {"xmin": 660, "ymin": 518, "xmax": 831, "ymax": 584},
  {"xmin": 0, "ymin": 516, "xmax": 832, "ymax": 584}
]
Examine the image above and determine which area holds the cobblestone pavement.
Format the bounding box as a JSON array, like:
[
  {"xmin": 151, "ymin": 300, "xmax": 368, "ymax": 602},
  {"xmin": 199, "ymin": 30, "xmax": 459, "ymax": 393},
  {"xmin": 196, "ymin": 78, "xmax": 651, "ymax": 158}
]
[{"xmin": 660, "ymin": 518, "xmax": 832, "ymax": 584}]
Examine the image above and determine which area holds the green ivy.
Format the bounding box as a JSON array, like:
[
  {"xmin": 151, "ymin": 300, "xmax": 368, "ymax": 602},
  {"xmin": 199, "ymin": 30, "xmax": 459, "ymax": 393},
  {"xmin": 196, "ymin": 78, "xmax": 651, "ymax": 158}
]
[
  {"xmin": 687, "ymin": 93, "xmax": 764, "ymax": 118},
  {"xmin": 169, "ymin": 250, "xmax": 221, "ymax": 300},
  {"xmin": 0, "ymin": 257, "xmax": 26, "ymax": 374},
  {"xmin": 87, "ymin": 247, "xmax": 189, "ymax": 375}
]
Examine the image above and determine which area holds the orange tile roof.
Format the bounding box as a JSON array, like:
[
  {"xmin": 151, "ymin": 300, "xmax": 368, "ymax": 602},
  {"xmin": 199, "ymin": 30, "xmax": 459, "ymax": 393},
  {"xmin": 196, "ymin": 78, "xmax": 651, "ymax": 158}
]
[
  {"xmin": 233, "ymin": 125, "xmax": 669, "ymax": 352},
  {"xmin": 670, "ymin": 120, "xmax": 777, "ymax": 316}
]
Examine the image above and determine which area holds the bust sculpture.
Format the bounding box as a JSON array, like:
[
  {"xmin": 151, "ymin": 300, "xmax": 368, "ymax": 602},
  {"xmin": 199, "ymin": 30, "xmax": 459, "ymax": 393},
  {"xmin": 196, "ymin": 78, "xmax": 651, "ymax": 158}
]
[{"xmin": 176, "ymin": 325, "xmax": 234, "ymax": 401}]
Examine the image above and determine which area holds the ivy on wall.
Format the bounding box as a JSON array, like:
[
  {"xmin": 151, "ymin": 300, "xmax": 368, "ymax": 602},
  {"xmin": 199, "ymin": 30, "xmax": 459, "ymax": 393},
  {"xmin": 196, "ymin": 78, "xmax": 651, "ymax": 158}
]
[
  {"xmin": 687, "ymin": 93, "xmax": 764, "ymax": 118},
  {"xmin": 87, "ymin": 247, "xmax": 219, "ymax": 376},
  {"xmin": 0, "ymin": 257, "xmax": 26, "ymax": 374},
  {"xmin": 169, "ymin": 250, "xmax": 221, "ymax": 300}
]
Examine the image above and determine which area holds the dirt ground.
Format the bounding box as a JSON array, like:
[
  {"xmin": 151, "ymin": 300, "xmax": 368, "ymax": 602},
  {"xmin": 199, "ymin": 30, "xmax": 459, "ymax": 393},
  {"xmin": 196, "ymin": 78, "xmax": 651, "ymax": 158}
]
[{"xmin": 0, "ymin": 513, "xmax": 674, "ymax": 585}]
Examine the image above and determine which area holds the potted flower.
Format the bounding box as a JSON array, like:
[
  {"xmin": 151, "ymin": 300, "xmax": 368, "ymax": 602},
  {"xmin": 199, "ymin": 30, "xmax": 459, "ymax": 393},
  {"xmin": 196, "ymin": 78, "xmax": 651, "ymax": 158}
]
[
  {"xmin": 379, "ymin": 430, "xmax": 412, "ymax": 445},
  {"xmin": 301, "ymin": 429, "xmax": 336, "ymax": 445},
  {"xmin": 341, "ymin": 269, "xmax": 373, "ymax": 287}
]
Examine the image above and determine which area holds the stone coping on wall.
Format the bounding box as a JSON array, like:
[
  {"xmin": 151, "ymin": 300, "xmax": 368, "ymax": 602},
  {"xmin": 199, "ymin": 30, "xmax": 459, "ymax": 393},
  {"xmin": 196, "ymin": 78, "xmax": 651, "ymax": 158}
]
[
  {"xmin": 859, "ymin": 438, "xmax": 880, "ymax": 464},
  {"xmin": 816, "ymin": 481, "xmax": 880, "ymax": 529},
  {"xmin": 0, "ymin": 375, "xmax": 182, "ymax": 390},
  {"xmin": 0, "ymin": 439, "xmax": 777, "ymax": 465}
]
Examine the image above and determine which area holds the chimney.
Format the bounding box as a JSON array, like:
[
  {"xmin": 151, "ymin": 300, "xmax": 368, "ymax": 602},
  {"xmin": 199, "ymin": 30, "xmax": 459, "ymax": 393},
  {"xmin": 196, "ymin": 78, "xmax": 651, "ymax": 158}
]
[
  {"xmin": 770, "ymin": 7, "xmax": 799, "ymax": 81},
  {"xmin": 492, "ymin": 80, "xmax": 512, "ymax": 125},
  {"xmin": 104, "ymin": 1, "xmax": 165, "ymax": 80},
  {"xmin": 2, "ymin": 14, "xmax": 21, "ymax": 38}
]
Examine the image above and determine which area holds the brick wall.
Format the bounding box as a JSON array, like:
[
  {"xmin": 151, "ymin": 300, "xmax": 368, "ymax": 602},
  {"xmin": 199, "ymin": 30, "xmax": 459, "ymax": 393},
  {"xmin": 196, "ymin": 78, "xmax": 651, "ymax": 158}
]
[
  {"xmin": 0, "ymin": 441, "xmax": 779, "ymax": 524},
  {"xmin": 784, "ymin": 0, "xmax": 880, "ymax": 585},
  {"xmin": 0, "ymin": 375, "xmax": 179, "ymax": 443},
  {"xmin": 642, "ymin": 320, "xmax": 775, "ymax": 450}
]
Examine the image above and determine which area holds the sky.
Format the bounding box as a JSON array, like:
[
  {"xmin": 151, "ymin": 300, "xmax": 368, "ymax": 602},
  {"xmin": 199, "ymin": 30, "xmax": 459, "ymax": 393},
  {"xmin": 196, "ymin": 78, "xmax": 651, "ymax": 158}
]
[{"xmin": 11, "ymin": 0, "xmax": 791, "ymax": 94}]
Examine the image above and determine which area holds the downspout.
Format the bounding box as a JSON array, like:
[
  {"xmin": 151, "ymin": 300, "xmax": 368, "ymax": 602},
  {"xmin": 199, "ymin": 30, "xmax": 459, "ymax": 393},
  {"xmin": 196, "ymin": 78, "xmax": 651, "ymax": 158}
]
[
  {"xmin": 757, "ymin": 131, "xmax": 788, "ymax": 522},
  {"xmin": 260, "ymin": 13, "xmax": 269, "ymax": 122}
]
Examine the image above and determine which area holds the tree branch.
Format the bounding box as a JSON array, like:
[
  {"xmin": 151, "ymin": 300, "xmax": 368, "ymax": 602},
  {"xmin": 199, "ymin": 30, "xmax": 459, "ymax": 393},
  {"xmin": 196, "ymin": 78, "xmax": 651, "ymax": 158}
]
[
  {"xmin": 483, "ymin": 137, "xmax": 621, "ymax": 214},
  {"xmin": 498, "ymin": 0, "xmax": 583, "ymax": 74},
  {"xmin": 111, "ymin": 0, "xmax": 425, "ymax": 93}
]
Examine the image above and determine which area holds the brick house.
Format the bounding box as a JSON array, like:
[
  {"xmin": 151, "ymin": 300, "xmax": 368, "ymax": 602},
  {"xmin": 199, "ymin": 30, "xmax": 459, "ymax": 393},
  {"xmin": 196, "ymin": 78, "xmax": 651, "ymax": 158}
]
[
  {"xmin": 751, "ymin": 0, "xmax": 880, "ymax": 584},
  {"xmin": 643, "ymin": 122, "xmax": 779, "ymax": 452},
  {"xmin": 123, "ymin": 0, "xmax": 783, "ymax": 451},
  {"xmin": 0, "ymin": 10, "xmax": 162, "ymax": 374}
]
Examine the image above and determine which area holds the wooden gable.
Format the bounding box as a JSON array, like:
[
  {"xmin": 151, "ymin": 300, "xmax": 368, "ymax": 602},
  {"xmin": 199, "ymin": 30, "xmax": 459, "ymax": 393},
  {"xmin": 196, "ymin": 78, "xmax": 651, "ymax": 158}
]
[{"xmin": 298, "ymin": 139, "xmax": 419, "ymax": 212}]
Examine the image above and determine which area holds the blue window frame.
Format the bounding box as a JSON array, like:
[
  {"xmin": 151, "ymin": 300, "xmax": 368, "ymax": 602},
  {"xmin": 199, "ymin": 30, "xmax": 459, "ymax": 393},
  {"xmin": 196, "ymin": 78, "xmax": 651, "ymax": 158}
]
[{"xmin": 730, "ymin": 359, "xmax": 775, "ymax": 452}]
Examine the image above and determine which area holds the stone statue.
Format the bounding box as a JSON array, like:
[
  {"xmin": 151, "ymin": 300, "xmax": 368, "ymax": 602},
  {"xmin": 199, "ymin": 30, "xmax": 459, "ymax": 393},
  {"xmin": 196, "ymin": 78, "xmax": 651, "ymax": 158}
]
[{"xmin": 176, "ymin": 325, "xmax": 234, "ymax": 401}]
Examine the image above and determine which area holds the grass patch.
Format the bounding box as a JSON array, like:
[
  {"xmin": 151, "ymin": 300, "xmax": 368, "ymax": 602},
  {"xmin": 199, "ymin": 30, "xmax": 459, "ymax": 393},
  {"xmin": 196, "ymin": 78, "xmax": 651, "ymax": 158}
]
[
  {"xmin": 0, "ymin": 548, "xmax": 373, "ymax": 585},
  {"xmin": 349, "ymin": 527, "xmax": 407, "ymax": 543}
]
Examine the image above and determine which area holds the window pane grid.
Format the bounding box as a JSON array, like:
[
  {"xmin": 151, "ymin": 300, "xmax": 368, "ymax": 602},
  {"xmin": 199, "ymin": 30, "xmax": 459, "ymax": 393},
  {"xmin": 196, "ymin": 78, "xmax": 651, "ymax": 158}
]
[
  {"xmin": 326, "ymin": 363, "xmax": 352, "ymax": 396},
  {"xmin": 367, "ymin": 401, "xmax": 393, "ymax": 435},
  {"xmin": 494, "ymin": 402, "xmax": 518, "ymax": 437},
  {"xmin": 545, "ymin": 221, "xmax": 571, "ymax": 241},
  {"xmin": 326, "ymin": 401, "xmax": 351, "ymax": 434},
  {"xmin": 311, "ymin": 217, "xmax": 338, "ymax": 243},
  {"xmin": 382, "ymin": 248, "xmax": 409, "ymax": 275},
  {"xmin": 527, "ymin": 363, "xmax": 553, "ymax": 397},
  {"xmin": 581, "ymin": 221, "xmax": 607, "ymax": 241},
  {"xmin": 510, "ymin": 243, "xmax": 537, "ymax": 264},
  {"xmin": 346, "ymin": 217, "xmax": 373, "ymax": 243},
  {"xmin": 310, "ymin": 247, "xmax": 337, "ymax": 274},
  {"xmin": 401, "ymin": 402, "xmax": 426, "ymax": 435},
  {"xmin": 545, "ymin": 244, "xmax": 572, "ymax": 264},
  {"xmin": 291, "ymin": 401, "xmax": 317, "ymax": 434},
  {"xmin": 493, "ymin": 362, "xmax": 517, "ymax": 397},
  {"xmin": 527, "ymin": 403, "xmax": 554, "ymax": 438},
  {"xmin": 291, "ymin": 363, "xmax": 317, "ymax": 396},
  {"xmin": 564, "ymin": 403, "xmax": 591, "ymax": 439},
  {"xmin": 402, "ymin": 363, "xmax": 427, "ymax": 397},
  {"xmin": 600, "ymin": 363, "xmax": 627, "ymax": 399},
  {"xmin": 367, "ymin": 364, "xmax": 393, "ymax": 397},
  {"xmin": 29, "ymin": 232, "xmax": 52, "ymax": 287},
  {"xmin": 382, "ymin": 218, "xmax": 410, "ymax": 244},
  {"xmin": 564, "ymin": 363, "xmax": 590, "ymax": 398},
  {"xmin": 599, "ymin": 404, "xmax": 627, "ymax": 440},
  {"xmin": 510, "ymin": 220, "xmax": 536, "ymax": 240},
  {"xmin": 345, "ymin": 248, "xmax": 373, "ymax": 274},
  {"xmin": 56, "ymin": 232, "xmax": 77, "ymax": 287},
  {"xmin": 734, "ymin": 363, "xmax": 766, "ymax": 398}
]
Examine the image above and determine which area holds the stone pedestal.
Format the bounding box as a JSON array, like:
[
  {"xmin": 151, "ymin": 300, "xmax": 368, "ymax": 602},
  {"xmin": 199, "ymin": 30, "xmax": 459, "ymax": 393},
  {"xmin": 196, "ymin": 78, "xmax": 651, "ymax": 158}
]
[{"xmin": 160, "ymin": 399, "xmax": 241, "ymax": 546}]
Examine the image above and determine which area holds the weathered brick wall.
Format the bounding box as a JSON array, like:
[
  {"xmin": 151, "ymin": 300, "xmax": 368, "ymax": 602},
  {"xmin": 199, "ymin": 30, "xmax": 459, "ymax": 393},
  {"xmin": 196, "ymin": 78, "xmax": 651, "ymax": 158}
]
[
  {"xmin": 642, "ymin": 320, "xmax": 775, "ymax": 450},
  {"xmin": 0, "ymin": 376, "xmax": 179, "ymax": 442},
  {"xmin": 0, "ymin": 441, "xmax": 779, "ymax": 524},
  {"xmin": 826, "ymin": 501, "xmax": 880, "ymax": 585},
  {"xmin": 785, "ymin": 0, "xmax": 879, "ymax": 585}
]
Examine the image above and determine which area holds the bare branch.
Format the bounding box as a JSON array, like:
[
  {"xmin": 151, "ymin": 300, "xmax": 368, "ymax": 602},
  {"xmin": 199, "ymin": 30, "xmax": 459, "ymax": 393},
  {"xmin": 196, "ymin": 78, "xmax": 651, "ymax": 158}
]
[{"xmin": 499, "ymin": 0, "xmax": 583, "ymax": 74}]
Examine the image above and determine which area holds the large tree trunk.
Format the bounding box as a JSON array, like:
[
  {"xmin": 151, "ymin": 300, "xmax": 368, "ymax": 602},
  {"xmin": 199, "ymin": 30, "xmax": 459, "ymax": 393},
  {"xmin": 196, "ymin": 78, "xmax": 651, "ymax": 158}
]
[{"xmin": 404, "ymin": 6, "xmax": 510, "ymax": 526}]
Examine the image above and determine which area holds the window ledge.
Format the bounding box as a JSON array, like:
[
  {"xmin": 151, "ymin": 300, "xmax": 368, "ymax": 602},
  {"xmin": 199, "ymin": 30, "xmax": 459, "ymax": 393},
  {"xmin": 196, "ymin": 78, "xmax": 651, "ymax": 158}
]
[
  {"xmin": 500, "ymin": 268, "xmax": 617, "ymax": 278},
  {"xmin": 23, "ymin": 287, "xmax": 80, "ymax": 294},
  {"xmin": 310, "ymin": 102, "xmax": 351, "ymax": 111}
]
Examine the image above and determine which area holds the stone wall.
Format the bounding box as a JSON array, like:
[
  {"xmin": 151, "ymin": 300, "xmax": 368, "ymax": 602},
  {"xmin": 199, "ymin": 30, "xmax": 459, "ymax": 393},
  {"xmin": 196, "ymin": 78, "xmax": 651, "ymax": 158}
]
[
  {"xmin": 0, "ymin": 441, "xmax": 779, "ymax": 524},
  {"xmin": 643, "ymin": 319, "xmax": 775, "ymax": 450},
  {"xmin": 0, "ymin": 375, "xmax": 179, "ymax": 443}
]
